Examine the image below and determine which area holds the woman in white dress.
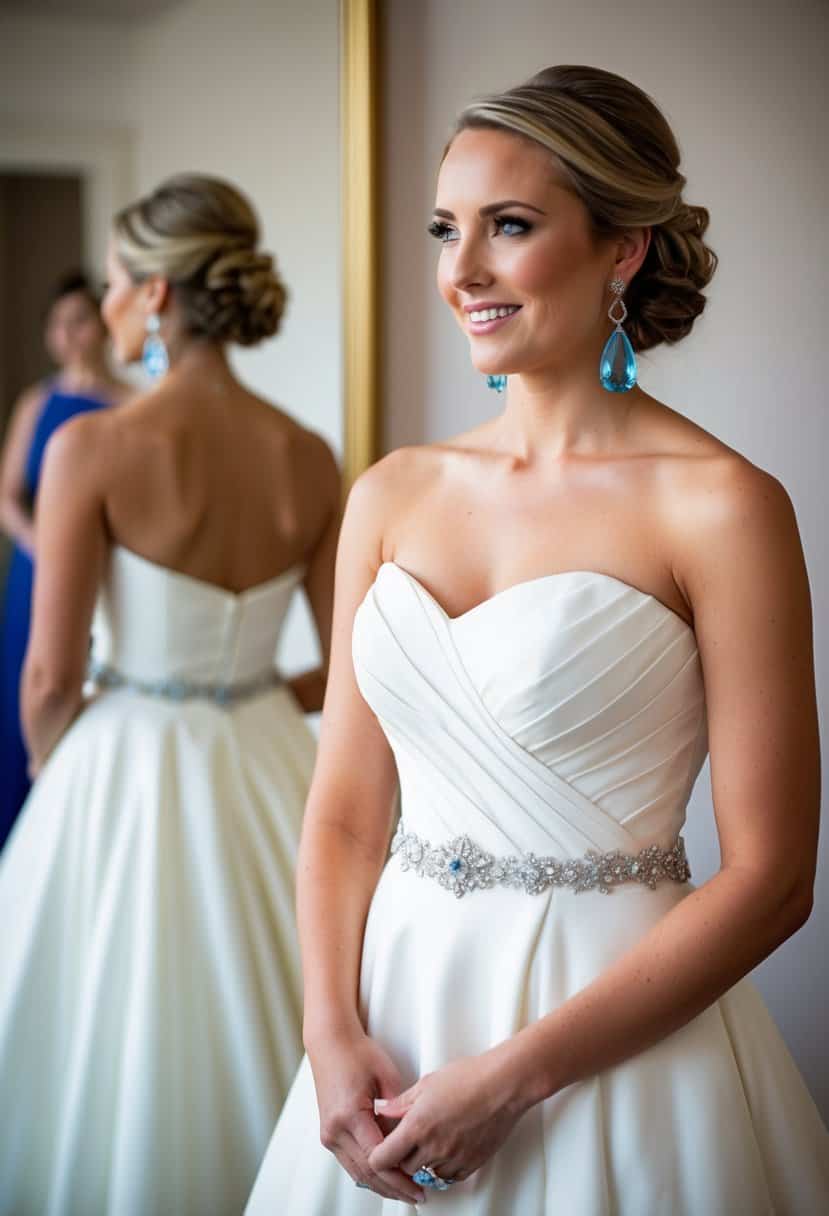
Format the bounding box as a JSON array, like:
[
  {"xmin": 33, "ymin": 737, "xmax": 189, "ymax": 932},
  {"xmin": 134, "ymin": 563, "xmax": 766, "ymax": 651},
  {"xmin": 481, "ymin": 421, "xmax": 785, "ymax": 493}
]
[
  {"xmin": 0, "ymin": 174, "xmax": 340, "ymax": 1215},
  {"xmin": 247, "ymin": 66, "xmax": 829, "ymax": 1213}
]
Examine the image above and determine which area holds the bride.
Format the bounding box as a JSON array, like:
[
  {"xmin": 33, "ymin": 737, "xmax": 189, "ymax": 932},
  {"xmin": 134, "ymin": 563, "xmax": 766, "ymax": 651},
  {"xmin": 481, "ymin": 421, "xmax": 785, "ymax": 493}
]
[
  {"xmin": 247, "ymin": 66, "xmax": 828, "ymax": 1213},
  {"xmin": 0, "ymin": 174, "xmax": 340, "ymax": 1215}
]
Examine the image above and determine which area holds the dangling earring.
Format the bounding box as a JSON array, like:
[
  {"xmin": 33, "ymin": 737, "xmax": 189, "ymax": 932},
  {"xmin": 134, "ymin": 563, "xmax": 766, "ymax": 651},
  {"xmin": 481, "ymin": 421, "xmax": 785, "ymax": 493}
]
[
  {"xmin": 599, "ymin": 279, "xmax": 637, "ymax": 393},
  {"xmin": 486, "ymin": 375, "xmax": 507, "ymax": 393},
  {"xmin": 142, "ymin": 313, "xmax": 169, "ymax": 379}
]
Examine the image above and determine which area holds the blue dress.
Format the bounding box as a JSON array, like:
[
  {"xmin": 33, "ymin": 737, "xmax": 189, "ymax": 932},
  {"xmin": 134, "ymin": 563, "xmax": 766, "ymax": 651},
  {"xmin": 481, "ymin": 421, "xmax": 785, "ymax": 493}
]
[{"xmin": 0, "ymin": 387, "xmax": 111, "ymax": 849}]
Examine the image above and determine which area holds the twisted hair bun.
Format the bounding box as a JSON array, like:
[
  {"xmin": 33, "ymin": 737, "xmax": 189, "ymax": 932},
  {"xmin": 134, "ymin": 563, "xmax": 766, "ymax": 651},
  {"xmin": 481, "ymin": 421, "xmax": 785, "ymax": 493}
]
[
  {"xmin": 453, "ymin": 65, "xmax": 718, "ymax": 352},
  {"xmin": 626, "ymin": 202, "xmax": 717, "ymax": 351},
  {"xmin": 112, "ymin": 173, "xmax": 287, "ymax": 347}
]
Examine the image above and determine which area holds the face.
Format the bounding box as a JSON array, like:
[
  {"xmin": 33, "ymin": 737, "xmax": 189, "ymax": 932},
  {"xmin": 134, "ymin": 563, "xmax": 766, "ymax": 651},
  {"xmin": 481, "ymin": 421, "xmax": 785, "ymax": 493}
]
[
  {"xmin": 432, "ymin": 127, "xmax": 625, "ymax": 381},
  {"xmin": 101, "ymin": 241, "xmax": 152, "ymax": 364},
  {"xmin": 45, "ymin": 290, "xmax": 106, "ymax": 367}
]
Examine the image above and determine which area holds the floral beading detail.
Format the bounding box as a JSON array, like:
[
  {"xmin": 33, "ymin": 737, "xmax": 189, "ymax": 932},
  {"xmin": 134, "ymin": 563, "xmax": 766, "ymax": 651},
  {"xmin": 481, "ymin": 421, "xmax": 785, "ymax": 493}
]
[
  {"xmin": 87, "ymin": 660, "xmax": 281, "ymax": 707},
  {"xmin": 390, "ymin": 824, "xmax": 690, "ymax": 900}
]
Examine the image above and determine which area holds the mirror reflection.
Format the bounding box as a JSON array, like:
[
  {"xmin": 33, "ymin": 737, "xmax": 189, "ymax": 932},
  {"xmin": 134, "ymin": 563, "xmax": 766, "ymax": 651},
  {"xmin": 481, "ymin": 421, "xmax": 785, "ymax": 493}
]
[{"xmin": 0, "ymin": 3, "xmax": 342, "ymax": 1211}]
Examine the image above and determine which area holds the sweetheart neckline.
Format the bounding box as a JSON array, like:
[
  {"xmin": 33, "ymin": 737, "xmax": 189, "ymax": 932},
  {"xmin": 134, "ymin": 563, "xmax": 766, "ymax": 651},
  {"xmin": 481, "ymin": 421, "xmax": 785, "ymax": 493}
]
[
  {"xmin": 110, "ymin": 544, "xmax": 304, "ymax": 600},
  {"xmin": 379, "ymin": 560, "xmax": 696, "ymax": 637}
]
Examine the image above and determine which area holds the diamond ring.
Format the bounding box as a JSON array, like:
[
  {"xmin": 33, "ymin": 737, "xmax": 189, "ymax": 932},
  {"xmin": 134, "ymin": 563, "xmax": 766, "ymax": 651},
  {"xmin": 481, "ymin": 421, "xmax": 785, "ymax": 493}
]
[{"xmin": 412, "ymin": 1165, "xmax": 455, "ymax": 1190}]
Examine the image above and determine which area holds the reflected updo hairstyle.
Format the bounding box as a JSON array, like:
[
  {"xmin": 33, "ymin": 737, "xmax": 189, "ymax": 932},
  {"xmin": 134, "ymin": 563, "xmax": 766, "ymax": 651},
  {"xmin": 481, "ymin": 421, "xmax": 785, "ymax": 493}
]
[
  {"xmin": 451, "ymin": 66, "xmax": 717, "ymax": 351},
  {"xmin": 112, "ymin": 173, "xmax": 286, "ymax": 346}
]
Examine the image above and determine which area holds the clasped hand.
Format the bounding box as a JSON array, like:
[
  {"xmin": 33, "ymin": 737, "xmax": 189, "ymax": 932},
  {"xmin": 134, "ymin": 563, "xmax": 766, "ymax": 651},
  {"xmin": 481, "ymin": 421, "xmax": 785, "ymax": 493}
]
[
  {"xmin": 310, "ymin": 1028, "xmax": 527, "ymax": 1203},
  {"xmin": 368, "ymin": 1050, "xmax": 527, "ymax": 1191}
]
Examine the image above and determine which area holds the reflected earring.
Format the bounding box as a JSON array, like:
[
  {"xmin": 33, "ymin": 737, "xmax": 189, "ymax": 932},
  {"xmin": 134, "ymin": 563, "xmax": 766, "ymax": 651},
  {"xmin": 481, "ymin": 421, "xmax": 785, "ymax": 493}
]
[
  {"xmin": 486, "ymin": 375, "xmax": 507, "ymax": 393},
  {"xmin": 599, "ymin": 279, "xmax": 637, "ymax": 393},
  {"xmin": 142, "ymin": 313, "xmax": 169, "ymax": 379}
]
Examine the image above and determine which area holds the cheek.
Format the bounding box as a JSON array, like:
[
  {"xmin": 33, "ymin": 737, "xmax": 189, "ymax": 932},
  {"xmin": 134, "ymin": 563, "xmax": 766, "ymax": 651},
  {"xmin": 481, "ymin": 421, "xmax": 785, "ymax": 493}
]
[
  {"xmin": 79, "ymin": 321, "xmax": 104, "ymax": 348},
  {"xmin": 511, "ymin": 237, "xmax": 583, "ymax": 298},
  {"xmin": 47, "ymin": 330, "xmax": 67, "ymax": 361}
]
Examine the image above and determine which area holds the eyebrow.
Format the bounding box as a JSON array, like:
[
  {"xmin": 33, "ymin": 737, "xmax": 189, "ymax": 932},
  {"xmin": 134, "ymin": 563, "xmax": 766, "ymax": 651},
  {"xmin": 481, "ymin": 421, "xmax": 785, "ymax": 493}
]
[{"xmin": 433, "ymin": 199, "xmax": 547, "ymax": 220}]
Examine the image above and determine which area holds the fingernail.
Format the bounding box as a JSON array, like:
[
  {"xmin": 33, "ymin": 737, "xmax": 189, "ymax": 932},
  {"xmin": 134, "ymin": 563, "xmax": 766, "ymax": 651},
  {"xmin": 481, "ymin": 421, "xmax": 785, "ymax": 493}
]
[{"xmin": 373, "ymin": 1098, "xmax": 389, "ymax": 1112}]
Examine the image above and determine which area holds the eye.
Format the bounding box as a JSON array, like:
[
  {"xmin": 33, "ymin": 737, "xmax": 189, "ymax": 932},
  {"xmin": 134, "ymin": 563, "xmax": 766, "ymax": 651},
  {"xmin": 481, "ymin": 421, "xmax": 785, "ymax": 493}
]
[
  {"xmin": 494, "ymin": 215, "xmax": 531, "ymax": 237},
  {"xmin": 427, "ymin": 220, "xmax": 458, "ymax": 243}
]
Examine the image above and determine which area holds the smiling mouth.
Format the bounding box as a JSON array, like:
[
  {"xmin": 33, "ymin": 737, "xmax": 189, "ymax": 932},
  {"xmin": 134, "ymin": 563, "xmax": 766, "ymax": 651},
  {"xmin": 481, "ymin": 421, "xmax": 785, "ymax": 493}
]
[
  {"xmin": 466, "ymin": 304, "xmax": 521, "ymax": 334},
  {"xmin": 467, "ymin": 304, "xmax": 520, "ymax": 323}
]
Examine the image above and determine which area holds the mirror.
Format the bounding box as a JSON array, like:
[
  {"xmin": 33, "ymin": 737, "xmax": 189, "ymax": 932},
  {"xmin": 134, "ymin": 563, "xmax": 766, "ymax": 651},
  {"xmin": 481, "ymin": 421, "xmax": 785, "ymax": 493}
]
[{"xmin": 0, "ymin": 0, "xmax": 380, "ymax": 675}]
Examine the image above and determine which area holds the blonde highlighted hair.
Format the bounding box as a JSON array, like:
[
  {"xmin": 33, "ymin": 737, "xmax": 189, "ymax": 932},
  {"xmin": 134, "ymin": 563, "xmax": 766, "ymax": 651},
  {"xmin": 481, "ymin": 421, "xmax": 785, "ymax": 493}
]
[
  {"xmin": 113, "ymin": 173, "xmax": 286, "ymax": 346},
  {"xmin": 452, "ymin": 66, "xmax": 717, "ymax": 351}
]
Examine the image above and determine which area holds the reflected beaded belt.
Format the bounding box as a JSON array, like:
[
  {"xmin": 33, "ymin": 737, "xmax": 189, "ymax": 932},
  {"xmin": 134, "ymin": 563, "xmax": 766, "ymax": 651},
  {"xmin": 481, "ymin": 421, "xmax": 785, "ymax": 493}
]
[
  {"xmin": 87, "ymin": 660, "xmax": 281, "ymax": 707},
  {"xmin": 390, "ymin": 823, "xmax": 691, "ymax": 899}
]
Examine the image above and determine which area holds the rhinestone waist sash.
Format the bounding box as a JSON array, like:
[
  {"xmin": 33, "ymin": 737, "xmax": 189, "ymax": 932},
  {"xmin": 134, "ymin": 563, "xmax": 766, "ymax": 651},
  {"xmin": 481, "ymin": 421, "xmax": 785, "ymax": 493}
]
[
  {"xmin": 390, "ymin": 823, "xmax": 691, "ymax": 899},
  {"xmin": 87, "ymin": 659, "xmax": 282, "ymax": 707}
]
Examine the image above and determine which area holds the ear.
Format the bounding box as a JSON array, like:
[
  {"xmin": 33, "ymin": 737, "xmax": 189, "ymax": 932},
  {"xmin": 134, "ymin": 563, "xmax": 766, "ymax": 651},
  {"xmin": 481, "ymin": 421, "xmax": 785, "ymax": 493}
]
[
  {"xmin": 141, "ymin": 275, "xmax": 171, "ymax": 318},
  {"xmin": 613, "ymin": 227, "xmax": 651, "ymax": 284}
]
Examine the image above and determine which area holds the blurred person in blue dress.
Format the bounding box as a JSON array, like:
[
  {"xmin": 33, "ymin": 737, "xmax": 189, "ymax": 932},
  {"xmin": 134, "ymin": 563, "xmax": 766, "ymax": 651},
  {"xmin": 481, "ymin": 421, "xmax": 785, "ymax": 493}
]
[{"xmin": 0, "ymin": 272, "xmax": 131, "ymax": 847}]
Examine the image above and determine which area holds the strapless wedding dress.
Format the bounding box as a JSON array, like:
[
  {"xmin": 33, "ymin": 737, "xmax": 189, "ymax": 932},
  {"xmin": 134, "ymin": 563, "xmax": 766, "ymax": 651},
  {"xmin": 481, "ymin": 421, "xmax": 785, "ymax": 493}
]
[
  {"xmin": 247, "ymin": 561, "xmax": 829, "ymax": 1215},
  {"xmin": 0, "ymin": 546, "xmax": 316, "ymax": 1216}
]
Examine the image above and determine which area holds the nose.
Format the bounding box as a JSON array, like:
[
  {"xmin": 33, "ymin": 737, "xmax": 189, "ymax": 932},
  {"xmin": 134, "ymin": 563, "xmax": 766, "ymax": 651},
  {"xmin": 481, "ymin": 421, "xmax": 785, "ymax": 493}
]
[{"xmin": 449, "ymin": 232, "xmax": 493, "ymax": 294}]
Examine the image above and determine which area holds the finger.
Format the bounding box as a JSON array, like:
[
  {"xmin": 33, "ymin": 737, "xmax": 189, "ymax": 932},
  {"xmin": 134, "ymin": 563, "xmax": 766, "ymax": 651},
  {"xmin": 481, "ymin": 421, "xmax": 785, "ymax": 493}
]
[
  {"xmin": 338, "ymin": 1140, "xmax": 401, "ymax": 1202},
  {"xmin": 368, "ymin": 1117, "xmax": 420, "ymax": 1174},
  {"xmin": 419, "ymin": 1155, "xmax": 468, "ymax": 1184},
  {"xmin": 399, "ymin": 1147, "xmax": 426, "ymax": 1176},
  {"xmin": 374, "ymin": 1091, "xmax": 414, "ymax": 1121},
  {"xmin": 349, "ymin": 1114, "xmax": 424, "ymax": 1204}
]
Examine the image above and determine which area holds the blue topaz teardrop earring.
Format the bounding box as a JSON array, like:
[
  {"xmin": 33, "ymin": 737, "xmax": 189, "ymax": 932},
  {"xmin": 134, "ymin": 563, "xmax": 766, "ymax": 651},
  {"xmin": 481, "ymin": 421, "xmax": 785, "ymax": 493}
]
[
  {"xmin": 486, "ymin": 374, "xmax": 507, "ymax": 393},
  {"xmin": 142, "ymin": 313, "xmax": 169, "ymax": 379},
  {"xmin": 599, "ymin": 278, "xmax": 637, "ymax": 393}
]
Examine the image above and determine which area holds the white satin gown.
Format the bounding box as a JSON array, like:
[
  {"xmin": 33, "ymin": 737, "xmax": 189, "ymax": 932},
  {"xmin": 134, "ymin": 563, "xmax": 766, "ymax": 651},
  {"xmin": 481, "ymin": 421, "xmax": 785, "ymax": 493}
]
[
  {"xmin": 0, "ymin": 546, "xmax": 316, "ymax": 1216},
  {"xmin": 247, "ymin": 561, "xmax": 829, "ymax": 1215}
]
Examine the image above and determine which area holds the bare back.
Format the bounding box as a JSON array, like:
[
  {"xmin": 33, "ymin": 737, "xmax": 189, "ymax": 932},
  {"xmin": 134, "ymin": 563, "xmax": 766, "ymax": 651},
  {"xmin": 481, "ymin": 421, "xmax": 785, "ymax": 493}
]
[{"xmin": 96, "ymin": 362, "xmax": 337, "ymax": 592}]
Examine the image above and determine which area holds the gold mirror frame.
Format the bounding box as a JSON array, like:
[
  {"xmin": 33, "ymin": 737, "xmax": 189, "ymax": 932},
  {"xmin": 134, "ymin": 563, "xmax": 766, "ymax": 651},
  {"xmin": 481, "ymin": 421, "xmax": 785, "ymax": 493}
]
[{"xmin": 341, "ymin": 0, "xmax": 381, "ymax": 489}]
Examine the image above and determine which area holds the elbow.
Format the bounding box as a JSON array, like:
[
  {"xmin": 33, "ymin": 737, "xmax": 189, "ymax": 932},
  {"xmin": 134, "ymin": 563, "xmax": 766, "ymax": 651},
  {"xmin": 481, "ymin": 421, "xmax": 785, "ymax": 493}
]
[
  {"xmin": 783, "ymin": 881, "xmax": 814, "ymax": 934},
  {"xmin": 768, "ymin": 873, "xmax": 815, "ymax": 943},
  {"xmin": 22, "ymin": 657, "xmax": 83, "ymax": 721}
]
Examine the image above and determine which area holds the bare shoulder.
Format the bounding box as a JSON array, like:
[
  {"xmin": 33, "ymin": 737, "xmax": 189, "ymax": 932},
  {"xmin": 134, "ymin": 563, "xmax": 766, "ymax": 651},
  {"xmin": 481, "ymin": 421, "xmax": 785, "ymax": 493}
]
[
  {"xmin": 38, "ymin": 406, "xmax": 115, "ymax": 500},
  {"xmin": 347, "ymin": 443, "xmax": 447, "ymax": 519},
  {"xmin": 674, "ymin": 448, "xmax": 794, "ymax": 535},
  {"xmin": 663, "ymin": 443, "xmax": 802, "ymax": 614},
  {"xmin": 287, "ymin": 416, "xmax": 340, "ymax": 491},
  {"xmin": 335, "ymin": 445, "xmax": 442, "ymax": 570},
  {"xmin": 635, "ymin": 399, "xmax": 792, "ymax": 546}
]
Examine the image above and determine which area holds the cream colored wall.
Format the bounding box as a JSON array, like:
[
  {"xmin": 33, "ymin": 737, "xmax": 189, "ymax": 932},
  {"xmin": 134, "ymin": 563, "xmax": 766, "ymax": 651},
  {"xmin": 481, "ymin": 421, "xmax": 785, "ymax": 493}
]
[
  {"xmin": 382, "ymin": 0, "xmax": 829, "ymax": 1117},
  {"xmin": 0, "ymin": 0, "xmax": 342, "ymax": 674}
]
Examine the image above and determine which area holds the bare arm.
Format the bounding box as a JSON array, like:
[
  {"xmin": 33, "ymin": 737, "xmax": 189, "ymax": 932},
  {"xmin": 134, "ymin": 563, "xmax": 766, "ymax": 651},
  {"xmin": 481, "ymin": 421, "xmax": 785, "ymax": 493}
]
[
  {"xmin": 21, "ymin": 414, "xmax": 109, "ymax": 772},
  {"xmin": 299, "ymin": 463, "xmax": 400, "ymax": 1045},
  {"xmin": 0, "ymin": 386, "xmax": 46, "ymax": 553},
  {"xmin": 371, "ymin": 463, "xmax": 821, "ymax": 1180},
  {"xmin": 296, "ymin": 457, "xmax": 426, "ymax": 1203},
  {"xmin": 287, "ymin": 440, "xmax": 341, "ymax": 714}
]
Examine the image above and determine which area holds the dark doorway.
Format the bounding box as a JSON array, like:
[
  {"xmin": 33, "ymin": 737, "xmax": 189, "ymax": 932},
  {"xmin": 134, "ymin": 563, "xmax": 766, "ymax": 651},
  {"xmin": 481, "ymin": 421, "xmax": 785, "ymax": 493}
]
[{"xmin": 0, "ymin": 170, "xmax": 85, "ymax": 441}]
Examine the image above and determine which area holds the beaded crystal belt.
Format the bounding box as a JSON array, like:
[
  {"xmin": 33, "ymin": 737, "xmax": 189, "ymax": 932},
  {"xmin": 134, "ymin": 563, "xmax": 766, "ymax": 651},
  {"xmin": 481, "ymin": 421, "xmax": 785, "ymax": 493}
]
[
  {"xmin": 87, "ymin": 659, "xmax": 281, "ymax": 707},
  {"xmin": 390, "ymin": 823, "xmax": 691, "ymax": 899}
]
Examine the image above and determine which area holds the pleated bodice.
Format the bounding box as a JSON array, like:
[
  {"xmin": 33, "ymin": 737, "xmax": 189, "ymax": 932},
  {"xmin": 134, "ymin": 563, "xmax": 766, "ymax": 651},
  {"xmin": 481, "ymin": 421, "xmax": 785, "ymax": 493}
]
[{"xmin": 353, "ymin": 562, "xmax": 707, "ymax": 857}]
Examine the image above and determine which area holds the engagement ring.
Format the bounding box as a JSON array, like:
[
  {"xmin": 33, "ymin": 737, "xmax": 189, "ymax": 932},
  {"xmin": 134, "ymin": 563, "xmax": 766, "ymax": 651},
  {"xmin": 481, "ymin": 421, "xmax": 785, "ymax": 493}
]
[{"xmin": 413, "ymin": 1165, "xmax": 455, "ymax": 1190}]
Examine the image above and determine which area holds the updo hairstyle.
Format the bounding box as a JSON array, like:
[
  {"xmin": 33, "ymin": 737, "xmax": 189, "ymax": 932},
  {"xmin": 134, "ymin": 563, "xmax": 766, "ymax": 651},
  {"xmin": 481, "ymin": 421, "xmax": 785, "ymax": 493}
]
[
  {"xmin": 112, "ymin": 173, "xmax": 286, "ymax": 346},
  {"xmin": 451, "ymin": 66, "xmax": 717, "ymax": 351}
]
